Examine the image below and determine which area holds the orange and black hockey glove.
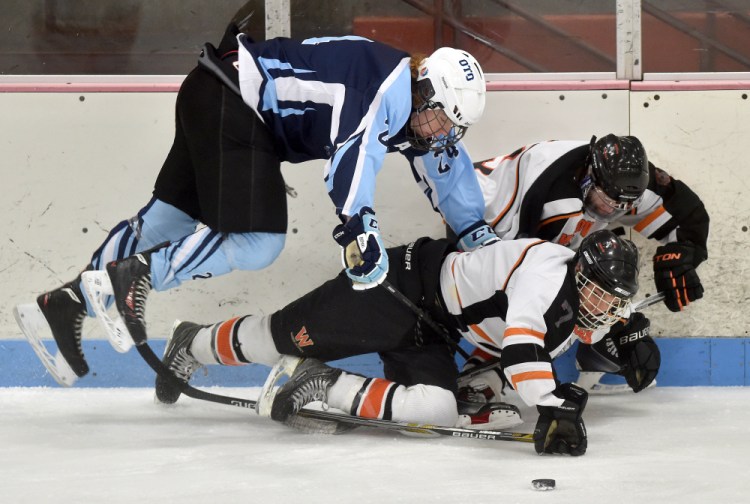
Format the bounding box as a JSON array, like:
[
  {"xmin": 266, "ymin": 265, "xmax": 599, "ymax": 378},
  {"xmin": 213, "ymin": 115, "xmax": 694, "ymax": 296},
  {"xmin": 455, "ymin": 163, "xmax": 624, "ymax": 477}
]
[{"xmin": 653, "ymin": 242, "xmax": 704, "ymax": 312}]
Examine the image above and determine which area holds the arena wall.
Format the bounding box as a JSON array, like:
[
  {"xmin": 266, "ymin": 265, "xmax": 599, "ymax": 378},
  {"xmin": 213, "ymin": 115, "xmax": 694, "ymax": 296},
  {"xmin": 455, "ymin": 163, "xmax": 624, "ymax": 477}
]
[{"xmin": 1, "ymin": 82, "xmax": 748, "ymax": 386}]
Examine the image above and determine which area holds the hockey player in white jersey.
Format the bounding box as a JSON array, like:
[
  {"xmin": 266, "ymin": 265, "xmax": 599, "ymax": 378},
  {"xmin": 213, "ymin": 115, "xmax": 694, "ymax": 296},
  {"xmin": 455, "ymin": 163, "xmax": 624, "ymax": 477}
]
[
  {"xmin": 474, "ymin": 135, "xmax": 707, "ymax": 310},
  {"xmin": 456, "ymin": 135, "xmax": 707, "ymax": 396},
  {"xmin": 154, "ymin": 229, "xmax": 642, "ymax": 456},
  {"xmin": 15, "ymin": 20, "xmax": 497, "ymax": 386}
]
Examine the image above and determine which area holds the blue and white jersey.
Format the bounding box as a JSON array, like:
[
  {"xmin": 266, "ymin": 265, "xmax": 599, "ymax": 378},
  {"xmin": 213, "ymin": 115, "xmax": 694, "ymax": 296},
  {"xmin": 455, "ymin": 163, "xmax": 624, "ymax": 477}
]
[
  {"xmin": 392, "ymin": 138, "xmax": 487, "ymax": 239},
  {"xmin": 237, "ymin": 34, "xmax": 486, "ymax": 233}
]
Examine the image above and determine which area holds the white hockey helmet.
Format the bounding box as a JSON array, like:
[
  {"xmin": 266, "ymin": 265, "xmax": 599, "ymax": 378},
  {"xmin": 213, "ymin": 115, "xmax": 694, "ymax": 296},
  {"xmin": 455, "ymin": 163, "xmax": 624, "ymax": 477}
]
[{"xmin": 416, "ymin": 47, "xmax": 486, "ymax": 127}]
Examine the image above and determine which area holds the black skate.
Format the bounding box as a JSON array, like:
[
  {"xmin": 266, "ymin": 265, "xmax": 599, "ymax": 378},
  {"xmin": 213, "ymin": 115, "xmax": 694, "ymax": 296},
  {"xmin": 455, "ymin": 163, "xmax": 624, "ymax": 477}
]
[
  {"xmin": 155, "ymin": 320, "xmax": 205, "ymax": 405},
  {"xmin": 264, "ymin": 356, "xmax": 354, "ymax": 434},
  {"xmin": 14, "ymin": 268, "xmax": 92, "ymax": 385},
  {"xmin": 106, "ymin": 253, "xmax": 152, "ymax": 344}
]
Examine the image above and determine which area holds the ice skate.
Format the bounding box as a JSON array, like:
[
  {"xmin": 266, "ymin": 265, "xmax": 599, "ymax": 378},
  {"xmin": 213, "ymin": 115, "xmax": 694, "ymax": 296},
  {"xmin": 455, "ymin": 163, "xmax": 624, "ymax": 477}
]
[
  {"xmin": 106, "ymin": 253, "xmax": 153, "ymax": 344},
  {"xmin": 14, "ymin": 271, "xmax": 91, "ymax": 386},
  {"xmin": 261, "ymin": 356, "xmax": 352, "ymax": 434},
  {"xmin": 456, "ymin": 385, "xmax": 523, "ymax": 430},
  {"xmin": 155, "ymin": 320, "xmax": 205, "ymax": 405}
]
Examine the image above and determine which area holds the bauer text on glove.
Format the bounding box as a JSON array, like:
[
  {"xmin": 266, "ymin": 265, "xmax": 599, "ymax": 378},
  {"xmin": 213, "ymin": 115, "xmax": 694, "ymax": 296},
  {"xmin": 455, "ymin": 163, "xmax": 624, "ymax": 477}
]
[
  {"xmin": 577, "ymin": 312, "xmax": 660, "ymax": 393},
  {"xmin": 611, "ymin": 313, "xmax": 660, "ymax": 392}
]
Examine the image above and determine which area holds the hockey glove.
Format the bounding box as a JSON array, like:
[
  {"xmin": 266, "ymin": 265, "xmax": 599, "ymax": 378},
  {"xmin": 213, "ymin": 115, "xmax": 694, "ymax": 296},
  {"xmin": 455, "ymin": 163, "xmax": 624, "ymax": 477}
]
[
  {"xmin": 578, "ymin": 313, "xmax": 660, "ymax": 393},
  {"xmin": 534, "ymin": 383, "xmax": 588, "ymax": 456},
  {"xmin": 332, "ymin": 207, "xmax": 388, "ymax": 291},
  {"xmin": 611, "ymin": 313, "xmax": 660, "ymax": 392},
  {"xmin": 653, "ymin": 242, "xmax": 704, "ymax": 312},
  {"xmin": 456, "ymin": 220, "xmax": 499, "ymax": 252}
]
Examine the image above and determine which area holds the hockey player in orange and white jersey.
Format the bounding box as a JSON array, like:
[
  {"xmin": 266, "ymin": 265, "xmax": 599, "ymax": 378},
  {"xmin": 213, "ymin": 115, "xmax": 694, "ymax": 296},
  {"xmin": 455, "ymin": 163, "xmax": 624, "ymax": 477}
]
[
  {"xmin": 473, "ymin": 134, "xmax": 708, "ymax": 310},
  {"xmin": 154, "ymin": 229, "xmax": 641, "ymax": 456},
  {"xmin": 457, "ymin": 135, "xmax": 707, "ymax": 397}
]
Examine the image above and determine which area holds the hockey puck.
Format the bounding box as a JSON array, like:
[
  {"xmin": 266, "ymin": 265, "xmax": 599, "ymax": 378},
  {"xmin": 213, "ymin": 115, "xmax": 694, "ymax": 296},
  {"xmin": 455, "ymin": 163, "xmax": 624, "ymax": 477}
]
[{"xmin": 531, "ymin": 479, "xmax": 556, "ymax": 491}]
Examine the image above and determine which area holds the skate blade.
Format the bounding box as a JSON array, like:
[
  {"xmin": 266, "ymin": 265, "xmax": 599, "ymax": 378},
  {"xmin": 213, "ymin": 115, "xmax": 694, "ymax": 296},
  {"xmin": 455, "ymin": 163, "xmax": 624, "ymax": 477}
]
[
  {"xmin": 574, "ymin": 371, "xmax": 656, "ymax": 395},
  {"xmin": 81, "ymin": 271, "xmax": 134, "ymax": 353},
  {"xmin": 458, "ymin": 406, "xmax": 524, "ymax": 431},
  {"xmin": 256, "ymin": 355, "xmax": 304, "ymax": 417},
  {"xmin": 13, "ymin": 303, "xmax": 78, "ymax": 387}
]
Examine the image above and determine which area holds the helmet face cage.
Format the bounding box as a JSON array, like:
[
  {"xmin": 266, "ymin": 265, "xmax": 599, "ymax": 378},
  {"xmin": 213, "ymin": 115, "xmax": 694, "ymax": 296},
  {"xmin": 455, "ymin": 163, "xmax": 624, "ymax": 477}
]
[
  {"xmin": 580, "ymin": 174, "xmax": 640, "ymax": 222},
  {"xmin": 407, "ymin": 48, "xmax": 485, "ymax": 152},
  {"xmin": 575, "ymin": 269, "xmax": 631, "ymax": 330},
  {"xmin": 406, "ymin": 105, "xmax": 467, "ymax": 151}
]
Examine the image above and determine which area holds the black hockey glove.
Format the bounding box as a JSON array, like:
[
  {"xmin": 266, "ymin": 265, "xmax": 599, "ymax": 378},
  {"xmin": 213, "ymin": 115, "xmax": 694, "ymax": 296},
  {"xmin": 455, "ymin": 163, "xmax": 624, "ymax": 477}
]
[
  {"xmin": 606, "ymin": 313, "xmax": 661, "ymax": 392},
  {"xmin": 333, "ymin": 207, "xmax": 388, "ymax": 290},
  {"xmin": 653, "ymin": 242, "xmax": 704, "ymax": 312},
  {"xmin": 622, "ymin": 336, "xmax": 660, "ymax": 393},
  {"xmin": 534, "ymin": 383, "xmax": 588, "ymax": 456}
]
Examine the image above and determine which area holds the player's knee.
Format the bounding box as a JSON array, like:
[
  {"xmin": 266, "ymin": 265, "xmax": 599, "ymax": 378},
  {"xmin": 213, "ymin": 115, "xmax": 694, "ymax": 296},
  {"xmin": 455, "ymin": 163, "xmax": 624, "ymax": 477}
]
[
  {"xmin": 139, "ymin": 199, "xmax": 198, "ymax": 246},
  {"xmin": 224, "ymin": 232, "xmax": 286, "ymax": 271},
  {"xmin": 395, "ymin": 384, "xmax": 458, "ymax": 427}
]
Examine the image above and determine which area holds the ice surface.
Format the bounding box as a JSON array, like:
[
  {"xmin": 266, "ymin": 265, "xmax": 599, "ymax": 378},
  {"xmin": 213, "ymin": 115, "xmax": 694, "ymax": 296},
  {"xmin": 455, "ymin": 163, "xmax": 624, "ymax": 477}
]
[{"xmin": 1, "ymin": 386, "xmax": 749, "ymax": 504}]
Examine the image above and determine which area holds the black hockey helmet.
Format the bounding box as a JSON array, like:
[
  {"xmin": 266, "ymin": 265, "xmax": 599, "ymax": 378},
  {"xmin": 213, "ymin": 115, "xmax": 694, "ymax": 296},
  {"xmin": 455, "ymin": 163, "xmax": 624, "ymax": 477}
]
[
  {"xmin": 575, "ymin": 229, "xmax": 640, "ymax": 330},
  {"xmin": 581, "ymin": 135, "xmax": 649, "ymax": 222}
]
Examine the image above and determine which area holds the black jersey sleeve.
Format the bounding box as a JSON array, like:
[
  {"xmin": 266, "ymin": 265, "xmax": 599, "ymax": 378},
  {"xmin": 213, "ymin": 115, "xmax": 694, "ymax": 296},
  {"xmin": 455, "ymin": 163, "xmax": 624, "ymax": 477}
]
[{"xmin": 646, "ymin": 163, "xmax": 709, "ymax": 265}]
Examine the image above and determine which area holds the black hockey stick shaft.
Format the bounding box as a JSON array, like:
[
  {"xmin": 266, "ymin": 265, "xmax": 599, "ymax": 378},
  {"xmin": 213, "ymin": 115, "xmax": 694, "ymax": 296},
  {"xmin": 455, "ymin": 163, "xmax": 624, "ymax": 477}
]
[
  {"xmin": 633, "ymin": 292, "xmax": 665, "ymax": 312},
  {"xmin": 135, "ymin": 342, "xmax": 257, "ymax": 410},
  {"xmin": 343, "ymin": 242, "xmax": 470, "ymax": 360},
  {"xmin": 380, "ymin": 280, "xmax": 472, "ymax": 360},
  {"xmin": 134, "ymin": 342, "xmax": 532, "ymax": 443}
]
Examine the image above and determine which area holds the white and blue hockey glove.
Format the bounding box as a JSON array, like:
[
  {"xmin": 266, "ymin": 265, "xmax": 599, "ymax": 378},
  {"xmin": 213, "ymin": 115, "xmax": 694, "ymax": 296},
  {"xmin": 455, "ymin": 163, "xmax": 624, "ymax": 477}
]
[
  {"xmin": 456, "ymin": 220, "xmax": 499, "ymax": 252},
  {"xmin": 332, "ymin": 207, "xmax": 389, "ymax": 291}
]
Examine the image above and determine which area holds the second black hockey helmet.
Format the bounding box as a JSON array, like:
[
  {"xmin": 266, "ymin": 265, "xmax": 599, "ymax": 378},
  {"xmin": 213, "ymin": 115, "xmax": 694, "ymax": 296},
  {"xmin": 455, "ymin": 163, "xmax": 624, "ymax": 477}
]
[
  {"xmin": 581, "ymin": 134, "xmax": 649, "ymax": 222},
  {"xmin": 575, "ymin": 229, "xmax": 640, "ymax": 330}
]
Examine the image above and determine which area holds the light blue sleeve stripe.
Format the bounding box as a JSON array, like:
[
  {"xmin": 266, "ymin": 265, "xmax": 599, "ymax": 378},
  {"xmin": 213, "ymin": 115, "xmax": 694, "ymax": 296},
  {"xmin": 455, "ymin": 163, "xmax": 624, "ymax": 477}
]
[
  {"xmin": 416, "ymin": 143, "xmax": 487, "ymax": 234},
  {"xmin": 328, "ymin": 65, "xmax": 412, "ymax": 216}
]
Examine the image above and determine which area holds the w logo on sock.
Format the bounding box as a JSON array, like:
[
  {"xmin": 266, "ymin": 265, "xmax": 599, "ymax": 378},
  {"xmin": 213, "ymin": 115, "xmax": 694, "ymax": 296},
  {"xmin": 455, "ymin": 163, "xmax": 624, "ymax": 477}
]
[{"xmin": 292, "ymin": 326, "xmax": 314, "ymax": 349}]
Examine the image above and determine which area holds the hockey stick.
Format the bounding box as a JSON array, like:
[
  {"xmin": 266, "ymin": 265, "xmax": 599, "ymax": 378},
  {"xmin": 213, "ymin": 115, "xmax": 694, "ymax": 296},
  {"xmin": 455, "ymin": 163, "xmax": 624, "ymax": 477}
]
[
  {"xmin": 133, "ymin": 341, "xmax": 532, "ymax": 443},
  {"xmin": 381, "ymin": 283, "xmax": 665, "ymax": 362},
  {"xmin": 341, "ymin": 240, "xmax": 471, "ymax": 360},
  {"xmin": 380, "ymin": 280, "xmax": 472, "ymax": 360},
  {"xmin": 632, "ymin": 292, "xmax": 666, "ymax": 312}
]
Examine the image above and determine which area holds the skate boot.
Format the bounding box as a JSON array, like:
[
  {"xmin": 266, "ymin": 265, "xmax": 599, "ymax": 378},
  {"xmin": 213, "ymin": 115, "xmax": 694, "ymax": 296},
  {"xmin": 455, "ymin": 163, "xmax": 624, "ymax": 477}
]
[
  {"xmin": 269, "ymin": 357, "xmax": 353, "ymax": 434},
  {"xmin": 155, "ymin": 320, "xmax": 205, "ymax": 404},
  {"xmin": 456, "ymin": 384, "xmax": 523, "ymax": 430},
  {"xmin": 36, "ymin": 271, "xmax": 90, "ymax": 377},
  {"xmin": 106, "ymin": 253, "xmax": 152, "ymax": 344}
]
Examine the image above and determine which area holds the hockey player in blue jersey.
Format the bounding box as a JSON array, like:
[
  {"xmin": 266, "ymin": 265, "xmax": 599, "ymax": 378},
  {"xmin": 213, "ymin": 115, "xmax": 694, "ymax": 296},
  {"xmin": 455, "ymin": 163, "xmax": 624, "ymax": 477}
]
[{"xmin": 15, "ymin": 21, "xmax": 496, "ymax": 386}]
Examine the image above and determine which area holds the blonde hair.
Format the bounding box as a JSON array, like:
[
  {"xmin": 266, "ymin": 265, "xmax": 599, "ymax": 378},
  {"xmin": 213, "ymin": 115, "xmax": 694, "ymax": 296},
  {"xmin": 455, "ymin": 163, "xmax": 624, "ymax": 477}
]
[{"xmin": 410, "ymin": 53, "xmax": 427, "ymax": 108}]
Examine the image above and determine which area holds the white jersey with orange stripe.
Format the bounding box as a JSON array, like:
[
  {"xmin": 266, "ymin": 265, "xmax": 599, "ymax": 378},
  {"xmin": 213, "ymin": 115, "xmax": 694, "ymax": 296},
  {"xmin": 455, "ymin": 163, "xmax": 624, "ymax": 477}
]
[
  {"xmin": 438, "ymin": 239, "xmax": 580, "ymax": 409},
  {"xmin": 474, "ymin": 140, "xmax": 587, "ymax": 243},
  {"xmin": 473, "ymin": 140, "xmax": 708, "ymax": 257}
]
